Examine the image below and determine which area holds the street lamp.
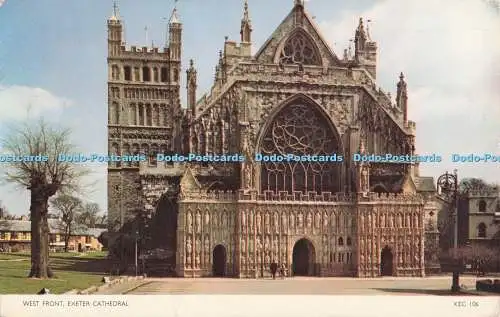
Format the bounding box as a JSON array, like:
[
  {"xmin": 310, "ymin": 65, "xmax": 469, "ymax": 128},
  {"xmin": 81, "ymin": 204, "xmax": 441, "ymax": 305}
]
[
  {"xmin": 135, "ymin": 230, "xmax": 139, "ymax": 276},
  {"xmin": 437, "ymin": 169, "xmax": 460, "ymax": 292}
]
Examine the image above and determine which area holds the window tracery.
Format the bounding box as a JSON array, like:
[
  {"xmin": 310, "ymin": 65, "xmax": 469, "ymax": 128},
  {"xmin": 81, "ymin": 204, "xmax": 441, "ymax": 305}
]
[
  {"xmin": 279, "ymin": 31, "xmax": 321, "ymax": 66},
  {"xmin": 260, "ymin": 103, "xmax": 340, "ymax": 193}
]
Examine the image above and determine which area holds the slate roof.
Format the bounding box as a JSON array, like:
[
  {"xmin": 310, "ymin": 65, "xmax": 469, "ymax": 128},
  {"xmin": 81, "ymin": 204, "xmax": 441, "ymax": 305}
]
[{"xmin": 0, "ymin": 219, "xmax": 106, "ymax": 237}]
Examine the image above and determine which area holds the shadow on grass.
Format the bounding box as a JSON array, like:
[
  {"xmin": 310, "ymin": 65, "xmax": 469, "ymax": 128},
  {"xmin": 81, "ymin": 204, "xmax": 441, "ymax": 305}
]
[{"xmin": 373, "ymin": 288, "xmax": 487, "ymax": 296}]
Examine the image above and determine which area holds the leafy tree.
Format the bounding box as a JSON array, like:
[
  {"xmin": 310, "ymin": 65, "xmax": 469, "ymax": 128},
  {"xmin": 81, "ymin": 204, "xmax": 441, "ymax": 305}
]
[
  {"xmin": 50, "ymin": 194, "xmax": 84, "ymax": 252},
  {"xmin": 0, "ymin": 119, "xmax": 89, "ymax": 278}
]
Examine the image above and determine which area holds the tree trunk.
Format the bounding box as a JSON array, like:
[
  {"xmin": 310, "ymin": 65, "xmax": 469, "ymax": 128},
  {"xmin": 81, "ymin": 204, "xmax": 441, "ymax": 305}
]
[
  {"xmin": 29, "ymin": 195, "xmax": 53, "ymax": 278},
  {"xmin": 64, "ymin": 225, "xmax": 71, "ymax": 253}
]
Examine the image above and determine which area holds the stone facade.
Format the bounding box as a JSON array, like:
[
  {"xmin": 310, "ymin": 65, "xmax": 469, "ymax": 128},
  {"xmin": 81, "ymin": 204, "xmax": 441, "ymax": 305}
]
[{"xmin": 107, "ymin": 1, "xmax": 438, "ymax": 277}]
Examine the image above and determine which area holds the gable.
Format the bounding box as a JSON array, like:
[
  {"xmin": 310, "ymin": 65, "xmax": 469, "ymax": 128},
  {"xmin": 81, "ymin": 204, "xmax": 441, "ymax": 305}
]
[{"xmin": 254, "ymin": 5, "xmax": 341, "ymax": 66}]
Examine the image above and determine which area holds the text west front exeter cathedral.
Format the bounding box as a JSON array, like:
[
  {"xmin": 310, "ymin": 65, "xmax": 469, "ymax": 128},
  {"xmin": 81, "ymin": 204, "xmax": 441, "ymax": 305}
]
[{"xmin": 106, "ymin": 0, "xmax": 440, "ymax": 278}]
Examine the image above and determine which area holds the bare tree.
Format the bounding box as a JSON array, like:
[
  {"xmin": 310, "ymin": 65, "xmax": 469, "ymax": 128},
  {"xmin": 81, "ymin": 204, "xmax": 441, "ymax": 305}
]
[
  {"xmin": 0, "ymin": 118, "xmax": 89, "ymax": 278},
  {"xmin": 459, "ymin": 178, "xmax": 497, "ymax": 195},
  {"xmin": 50, "ymin": 194, "xmax": 84, "ymax": 252},
  {"xmin": 79, "ymin": 202, "xmax": 101, "ymax": 227}
]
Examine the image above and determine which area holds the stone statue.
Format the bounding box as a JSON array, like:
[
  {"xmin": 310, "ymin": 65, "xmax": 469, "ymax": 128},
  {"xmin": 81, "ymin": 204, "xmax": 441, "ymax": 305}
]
[
  {"xmin": 290, "ymin": 213, "xmax": 295, "ymax": 229},
  {"xmin": 389, "ymin": 215, "xmax": 394, "ymax": 227},
  {"xmin": 241, "ymin": 211, "xmax": 247, "ymax": 229},
  {"xmin": 307, "ymin": 212, "xmax": 313, "ymax": 229},
  {"xmin": 241, "ymin": 240, "xmax": 246, "ymax": 253},
  {"xmin": 256, "ymin": 213, "xmax": 262, "ymax": 233},
  {"xmin": 281, "ymin": 212, "xmax": 287, "ymax": 230},
  {"xmin": 222, "ymin": 212, "xmax": 227, "ymax": 227},
  {"xmin": 244, "ymin": 163, "xmax": 252, "ymax": 189},
  {"xmin": 315, "ymin": 212, "xmax": 321, "ymax": 228},
  {"xmin": 204, "ymin": 212, "xmax": 210, "ymax": 226},
  {"xmin": 264, "ymin": 236, "xmax": 270, "ymax": 249},
  {"xmin": 265, "ymin": 212, "xmax": 270, "ymax": 232},
  {"xmin": 196, "ymin": 211, "xmax": 202, "ymax": 233},
  {"xmin": 274, "ymin": 212, "xmax": 279, "ymax": 231},
  {"xmin": 195, "ymin": 237, "xmax": 201, "ymax": 253},
  {"xmin": 249, "ymin": 212, "xmax": 254, "ymax": 230},
  {"xmin": 298, "ymin": 213, "xmax": 304, "ymax": 228},
  {"xmin": 323, "ymin": 212, "xmax": 329, "ymax": 228},
  {"xmin": 195, "ymin": 254, "xmax": 200, "ymax": 267},
  {"xmin": 204, "ymin": 235, "xmax": 210, "ymax": 252},
  {"xmin": 380, "ymin": 213, "xmax": 385, "ymax": 227},
  {"xmin": 397, "ymin": 213, "xmax": 402, "ymax": 227},
  {"xmin": 187, "ymin": 212, "xmax": 193, "ymax": 232}
]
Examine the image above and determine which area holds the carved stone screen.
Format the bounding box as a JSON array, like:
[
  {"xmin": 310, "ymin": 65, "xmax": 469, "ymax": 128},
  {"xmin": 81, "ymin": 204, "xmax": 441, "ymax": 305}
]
[
  {"xmin": 279, "ymin": 31, "xmax": 321, "ymax": 65},
  {"xmin": 259, "ymin": 103, "xmax": 341, "ymax": 193}
]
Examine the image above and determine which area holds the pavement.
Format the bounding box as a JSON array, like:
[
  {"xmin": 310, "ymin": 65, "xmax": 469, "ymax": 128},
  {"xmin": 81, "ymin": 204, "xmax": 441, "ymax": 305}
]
[{"xmin": 93, "ymin": 275, "xmax": 499, "ymax": 295}]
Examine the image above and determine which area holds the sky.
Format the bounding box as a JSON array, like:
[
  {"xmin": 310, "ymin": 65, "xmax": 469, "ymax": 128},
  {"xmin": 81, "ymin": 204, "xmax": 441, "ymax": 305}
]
[{"xmin": 0, "ymin": 0, "xmax": 499, "ymax": 215}]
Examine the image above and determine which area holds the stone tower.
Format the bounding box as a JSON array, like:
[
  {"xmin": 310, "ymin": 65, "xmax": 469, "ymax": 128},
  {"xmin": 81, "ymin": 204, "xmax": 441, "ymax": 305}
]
[{"xmin": 107, "ymin": 2, "xmax": 183, "ymax": 232}]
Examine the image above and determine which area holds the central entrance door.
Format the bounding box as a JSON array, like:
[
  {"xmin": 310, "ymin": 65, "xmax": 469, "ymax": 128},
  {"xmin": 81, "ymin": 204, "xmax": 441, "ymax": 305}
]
[
  {"xmin": 292, "ymin": 238, "xmax": 315, "ymax": 276},
  {"xmin": 212, "ymin": 245, "xmax": 227, "ymax": 277},
  {"xmin": 380, "ymin": 246, "xmax": 394, "ymax": 276}
]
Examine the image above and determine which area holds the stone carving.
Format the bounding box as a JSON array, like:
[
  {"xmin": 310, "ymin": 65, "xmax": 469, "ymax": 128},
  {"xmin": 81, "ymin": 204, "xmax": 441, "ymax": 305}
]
[
  {"xmin": 315, "ymin": 212, "xmax": 321, "ymax": 229},
  {"xmin": 241, "ymin": 210, "xmax": 247, "ymax": 230},
  {"xmin": 265, "ymin": 212, "xmax": 270, "ymax": 233},
  {"xmin": 249, "ymin": 212, "xmax": 254, "ymax": 230},
  {"xmin": 195, "ymin": 254, "xmax": 200, "ymax": 267},
  {"xmin": 290, "ymin": 213, "xmax": 295, "ymax": 229},
  {"xmin": 323, "ymin": 212, "xmax": 329, "ymax": 228},
  {"xmin": 241, "ymin": 240, "xmax": 246, "ymax": 253},
  {"xmin": 380, "ymin": 213, "xmax": 385, "ymax": 227},
  {"xmin": 298, "ymin": 213, "xmax": 304, "ymax": 228},
  {"xmin": 187, "ymin": 212, "xmax": 193, "ymax": 233},
  {"xmin": 281, "ymin": 212, "xmax": 288, "ymax": 231},
  {"xmin": 204, "ymin": 235, "xmax": 210, "ymax": 252},
  {"xmin": 257, "ymin": 212, "xmax": 262, "ymax": 233},
  {"xmin": 196, "ymin": 211, "xmax": 202, "ymax": 233},
  {"xmin": 307, "ymin": 212, "xmax": 313, "ymax": 229},
  {"xmin": 273, "ymin": 212, "xmax": 279, "ymax": 232},
  {"xmin": 204, "ymin": 212, "xmax": 210, "ymax": 226}
]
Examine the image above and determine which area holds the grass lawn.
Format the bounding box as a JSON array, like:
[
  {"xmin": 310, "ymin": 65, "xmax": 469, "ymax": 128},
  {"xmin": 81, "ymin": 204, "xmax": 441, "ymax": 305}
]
[{"xmin": 0, "ymin": 252, "xmax": 109, "ymax": 294}]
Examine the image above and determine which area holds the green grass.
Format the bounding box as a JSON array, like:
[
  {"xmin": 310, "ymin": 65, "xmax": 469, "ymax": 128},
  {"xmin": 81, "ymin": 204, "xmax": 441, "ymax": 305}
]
[{"xmin": 0, "ymin": 252, "xmax": 109, "ymax": 294}]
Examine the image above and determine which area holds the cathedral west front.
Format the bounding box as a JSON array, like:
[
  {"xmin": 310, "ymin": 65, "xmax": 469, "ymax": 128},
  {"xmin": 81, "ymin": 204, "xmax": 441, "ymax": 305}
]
[{"xmin": 107, "ymin": 0, "xmax": 440, "ymax": 278}]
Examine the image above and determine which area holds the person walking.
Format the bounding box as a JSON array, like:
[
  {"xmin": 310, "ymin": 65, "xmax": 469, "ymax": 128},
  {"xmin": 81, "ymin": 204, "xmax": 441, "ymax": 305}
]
[
  {"xmin": 270, "ymin": 261, "xmax": 278, "ymax": 279},
  {"xmin": 280, "ymin": 263, "xmax": 287, "ymax": 279}
]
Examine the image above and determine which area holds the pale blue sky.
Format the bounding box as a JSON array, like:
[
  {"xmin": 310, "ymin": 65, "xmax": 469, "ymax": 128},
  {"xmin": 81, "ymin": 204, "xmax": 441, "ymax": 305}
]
[{"xmin": 0, "ymin": 0, "xmax": 499, "ymax": 215}]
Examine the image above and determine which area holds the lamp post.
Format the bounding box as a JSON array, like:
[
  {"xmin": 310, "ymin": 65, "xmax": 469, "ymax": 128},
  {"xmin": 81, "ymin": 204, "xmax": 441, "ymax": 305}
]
[
  {"xmin": 437, "ymin": 169, "xmax": 459, "ymax": 292},
  {"xmin": 135, "ymin": 230, "xmax": 139, "ymax": 277}
]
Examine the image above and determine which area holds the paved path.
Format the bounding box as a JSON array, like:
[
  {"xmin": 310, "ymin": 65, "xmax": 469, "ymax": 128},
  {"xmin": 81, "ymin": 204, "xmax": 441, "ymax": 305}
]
[{"xmin": 95, "ymin": 275, "xmax": 498, "ymax": 295}]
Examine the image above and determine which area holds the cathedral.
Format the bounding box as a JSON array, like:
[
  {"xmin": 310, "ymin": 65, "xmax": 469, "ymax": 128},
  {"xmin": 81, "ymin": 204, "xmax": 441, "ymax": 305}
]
[{"xmin": 107, "ymin": 0, "xmax": 440, "ymax": 278}]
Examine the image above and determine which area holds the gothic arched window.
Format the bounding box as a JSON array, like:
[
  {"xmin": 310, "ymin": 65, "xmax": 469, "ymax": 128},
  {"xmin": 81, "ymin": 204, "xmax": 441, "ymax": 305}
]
[
  {"xmin": 478, "ymin": 222, "xmax": 487, "ymax": 238},
  {"xmin": 259, "ymin": 101, "xmax": 340, "ymax": 193},
  {"xmin": 279, "ymin": 30, "xmax": 321, "ymax": 66}
]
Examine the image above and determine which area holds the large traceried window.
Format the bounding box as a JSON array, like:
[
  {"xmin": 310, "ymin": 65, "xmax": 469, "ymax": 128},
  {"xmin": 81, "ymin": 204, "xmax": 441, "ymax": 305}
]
[
  {"xmin": 279, "ymin": 30, "xmax": 321, "ymax": 66},
  {"xmin": 260, "ymin": 102, "xmax": 340, "ymax": 194}
]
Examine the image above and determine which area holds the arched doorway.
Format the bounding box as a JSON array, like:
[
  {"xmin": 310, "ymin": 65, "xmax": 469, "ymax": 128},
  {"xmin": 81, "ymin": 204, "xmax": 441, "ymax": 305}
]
[
  {"xmin": 212, "ymin": 245, "xmax": 227, "ymax": 277},
  {"xmin": 292, "ymin": 238, "xmax": 316, "ymax": 276},
  {"xmin": 380, "ymin": 246, "xmax": 394, "ymax": 276}
]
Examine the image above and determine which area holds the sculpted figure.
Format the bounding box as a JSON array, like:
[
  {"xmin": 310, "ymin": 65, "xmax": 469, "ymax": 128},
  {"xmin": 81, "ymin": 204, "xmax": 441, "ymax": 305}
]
[
  {"xmin": 256, "ymin": 213, "xmax": 262, "ymax": 233},
  {"xmin": 265, "ymin": 212, "xmax": 270, "ymax": 233},
  {"xmin": 187, "ymin": 212, "xmax": 193, "ymax": 232},
  {"xmin": 380, "ymin": 213, "xmax": 385, "ymax": 227},
  {"xmin": 298, "ymin": 213, "xmax": 304, "ymax": 228},
  {"xmin": 204, "ymin": 235, "xmax": 210, "ymax": 252},
  {"xmin": 186, "ymin": 237, "xmax": 192, "ymax": 255},
  {"xmin": 389, "ymin": 215, "xmax": 394, "ymax": 227},
  {"xmin": 323, "ymin": 212, "xmax": 329, "ymax": 228},
  {"xmin": 290, "ymin": 213, "xmax": 295, "ymax": 229},
  {"xmin": 274, "ymin": 212, "xmax": 279, "ymax": 231},
  {"xmin": 196, "ymin": 211, "xmax": 202, "ymax": 233},
  {"xmin": 264, "ymin": 236, "xmax": 270, "ymax": 250},
  {"xmin": 241, "ymin": 240, "xmax": 246, "ymax": 253},
  {"xmin": 397, "ymin": 214, "xmax": 402, "ymax": 227},
  {"xmin": 241, "ymin": 211, "xmax": 247, "ymax": 229},
  {"xmin": 315, "ymin": 212, "xmax": 321, "ymax": 229},
  {"xmin": 307, "ymin": 212, "xmax": 313, "ymax": 229},
  {"xmin": 195, "ymin": 237, "xmax": 201, "ymax": 253},
  {"xmin": 195, "ymin": 254, "xmax": 200, "ymax": 267},
  {"xmin": 204, "ymin": 212, "xmax": 210, "ymax": 226},
  {"xmin": 249, "ymin": 212, "xmax": 254, "ymax": 230},
  {"xmin": 222, "ymin": 212, "xmax": 228, "ymax": 227},
  {"xmin": 281, "ymin": 212, "xmax": 287, "ymax": 230}
]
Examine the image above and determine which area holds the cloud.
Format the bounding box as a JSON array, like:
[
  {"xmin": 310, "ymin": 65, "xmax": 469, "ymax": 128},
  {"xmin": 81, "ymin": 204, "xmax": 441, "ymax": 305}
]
[
  {"xmin": 0, "ymin": 85, "xmax": 72, "ymax": 122},
  {"xmin": 318, "ymin": 0, "xmax": 500, "ymax": 183}
]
